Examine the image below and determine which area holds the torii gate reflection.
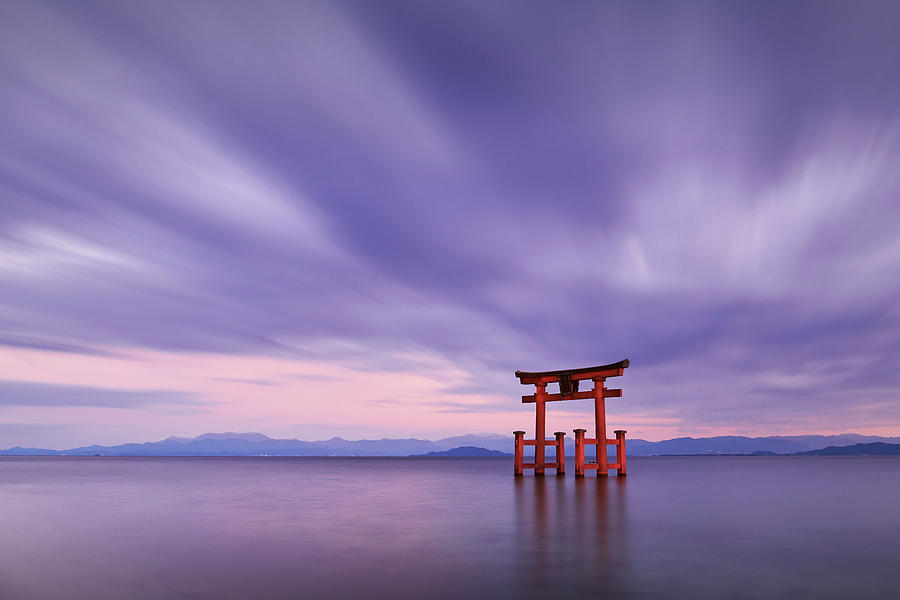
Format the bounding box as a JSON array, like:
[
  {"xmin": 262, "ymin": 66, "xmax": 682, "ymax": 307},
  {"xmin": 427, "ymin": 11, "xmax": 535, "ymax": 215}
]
[{"xmin": 513, "ymin": 359, "xmax": 630, "ymax": 477}]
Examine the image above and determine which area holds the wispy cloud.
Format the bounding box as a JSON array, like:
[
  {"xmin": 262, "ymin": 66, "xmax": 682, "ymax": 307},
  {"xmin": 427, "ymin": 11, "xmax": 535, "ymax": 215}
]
[
  {"xmin": 0, "ymin": 1, "xmax": 898, "ymax": 444},
  {"xmin": 0, "ymin": 380, "xmax": 203, "ymax": 408},
  {"xmin": 212, "ymin": 377, "xmax": 282, "ymax": 387}
]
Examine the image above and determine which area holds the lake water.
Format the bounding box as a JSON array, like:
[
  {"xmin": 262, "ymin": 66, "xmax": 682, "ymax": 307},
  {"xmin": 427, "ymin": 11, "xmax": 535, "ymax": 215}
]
[{"xmin": 0, "ymin": 456, "xmax": 898, "ymax": 599}]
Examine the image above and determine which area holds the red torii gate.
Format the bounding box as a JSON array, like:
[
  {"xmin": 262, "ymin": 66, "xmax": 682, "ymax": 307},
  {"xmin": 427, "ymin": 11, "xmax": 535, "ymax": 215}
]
[{"xmin": 513, "ymin": 359, "xmax": 630, "ymax": 477}]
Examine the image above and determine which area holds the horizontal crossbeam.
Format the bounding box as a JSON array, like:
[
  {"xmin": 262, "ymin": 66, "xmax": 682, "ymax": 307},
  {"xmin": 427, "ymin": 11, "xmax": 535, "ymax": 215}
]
[
  {"xmin": 579, "ymin": 438, "xmax": 622, "ymax": 445},
  {"xmin": 522, "ymin": 389, "xmax": 621, "ymax": 403},
  {"xmin": 522, "ymin": 462, "xmax": 560, "ymax": 469}
]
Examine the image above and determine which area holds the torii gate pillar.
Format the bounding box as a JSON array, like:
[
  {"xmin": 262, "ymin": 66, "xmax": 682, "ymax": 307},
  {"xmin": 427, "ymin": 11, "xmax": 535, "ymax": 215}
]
[
  {"xmin": 534, "ymin": 382, "xmax": 546, "ymax": 475},
  {"xmin": 593, "ymin": 377, "xmax": 607, "ymax": 476}
]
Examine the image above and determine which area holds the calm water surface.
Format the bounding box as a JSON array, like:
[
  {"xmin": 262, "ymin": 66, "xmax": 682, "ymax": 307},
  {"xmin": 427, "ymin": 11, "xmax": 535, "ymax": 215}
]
[{"xmin": 1, "ymin": 456, "xmax": 898, "ymax": 599}]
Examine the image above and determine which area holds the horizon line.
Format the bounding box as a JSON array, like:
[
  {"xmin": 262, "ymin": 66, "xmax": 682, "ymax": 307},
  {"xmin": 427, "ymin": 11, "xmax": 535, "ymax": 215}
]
[{"xmin": 4, "ymin": 430, "xmax": 899, "ymax": 452}]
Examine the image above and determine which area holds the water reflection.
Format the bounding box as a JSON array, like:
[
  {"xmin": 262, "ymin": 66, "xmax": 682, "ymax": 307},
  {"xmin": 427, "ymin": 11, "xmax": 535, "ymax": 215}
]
[
  {"xmin": 514, "ymin": 474, "xmax": 629, "ymax": 596},
  {"xmin": 3, "ymin": 457, "xmax": 898, "ymax": 599}
]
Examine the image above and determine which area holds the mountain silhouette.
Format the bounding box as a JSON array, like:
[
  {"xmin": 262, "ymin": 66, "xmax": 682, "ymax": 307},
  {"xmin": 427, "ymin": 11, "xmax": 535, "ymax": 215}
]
[{"xmin": 2, "ymin": 432, "xmax": 898, "ymax": 456}]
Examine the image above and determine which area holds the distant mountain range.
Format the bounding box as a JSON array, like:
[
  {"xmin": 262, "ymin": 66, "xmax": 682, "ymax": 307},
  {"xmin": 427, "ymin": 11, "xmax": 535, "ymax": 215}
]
[
  {"xmin": 622, "ymin": 434, "xmax": 900, "ymax": 455},
  {"xmin": 414, "ymin": 446, "xmax": 511, "ymax": 457},
  {"xmin": 795, "ymin": 442, "xmax": 900, "ymax": 456},
  {"xmin": 1, "ymin": 432, "xmax": 898, "ymax": 457},
  {"xmin": 0, "ymin": 432, "xmax": 512, "ymax": 457}
]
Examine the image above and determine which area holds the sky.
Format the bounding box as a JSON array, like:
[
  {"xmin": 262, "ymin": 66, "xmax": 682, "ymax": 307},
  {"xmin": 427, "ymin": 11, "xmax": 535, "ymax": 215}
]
[{"xmin": 1, "ymin": 0, "xmax": 899, "ymax": 448}]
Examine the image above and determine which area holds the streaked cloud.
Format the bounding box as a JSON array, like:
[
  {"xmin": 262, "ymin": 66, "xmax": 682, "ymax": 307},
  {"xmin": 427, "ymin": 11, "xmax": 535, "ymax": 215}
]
[
  {"xmin": 0, "ymin": 380, "xmax": 201, "ymax": 408},
  {"xmin": 0, "ymin": 1, "xmax": 898, "ymax": 445}
]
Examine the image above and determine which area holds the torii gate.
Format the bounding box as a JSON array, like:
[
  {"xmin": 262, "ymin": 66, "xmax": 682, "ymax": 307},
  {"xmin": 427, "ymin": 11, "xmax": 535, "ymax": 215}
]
[{"xmin": 513, "ymin": 359, "xmax": 630, "ymax": 477}]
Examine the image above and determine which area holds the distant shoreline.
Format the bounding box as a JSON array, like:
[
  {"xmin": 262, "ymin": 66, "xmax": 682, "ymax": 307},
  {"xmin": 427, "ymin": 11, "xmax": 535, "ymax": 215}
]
[{"xmin": 3, "ymin": 434, "xmax": 898, "ymax": 458}]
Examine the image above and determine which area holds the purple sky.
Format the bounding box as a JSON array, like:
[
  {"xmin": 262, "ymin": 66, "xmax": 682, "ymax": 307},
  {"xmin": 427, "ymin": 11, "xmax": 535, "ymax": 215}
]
[{"xmin": 1, "ymin": 1, "xmax": 899, "ymax": 448}]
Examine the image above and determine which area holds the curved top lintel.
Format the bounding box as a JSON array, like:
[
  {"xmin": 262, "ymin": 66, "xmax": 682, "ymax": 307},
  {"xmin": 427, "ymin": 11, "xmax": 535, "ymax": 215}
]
[{"xmin": 515, "ymin": 359, "xmax": 630, "ymax": 383}]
